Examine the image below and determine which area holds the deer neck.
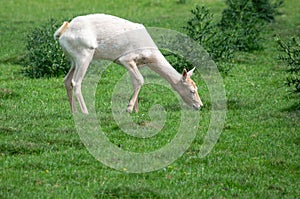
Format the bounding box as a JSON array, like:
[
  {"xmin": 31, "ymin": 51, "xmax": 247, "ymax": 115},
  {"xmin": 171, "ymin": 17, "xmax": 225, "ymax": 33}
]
[{"xmin": 148, "ymin": 55, "xmax": 182, "ymax": 87}]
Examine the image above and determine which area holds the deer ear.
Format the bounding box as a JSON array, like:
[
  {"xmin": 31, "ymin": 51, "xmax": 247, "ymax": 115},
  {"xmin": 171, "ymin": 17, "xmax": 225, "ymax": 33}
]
[
  {"xmin": 187, "ymin": 67, "xmax": 196, "ymax": 77},
  {"xmin": 182, "ymin": 68, "xmax": 188, "ymax": 81}
]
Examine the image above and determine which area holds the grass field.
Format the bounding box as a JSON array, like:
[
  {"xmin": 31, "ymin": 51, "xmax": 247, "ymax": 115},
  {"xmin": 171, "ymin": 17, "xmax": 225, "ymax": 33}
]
[{"xmin": 1, "ymin": 0, "xmax": 299, "ymax": 198}]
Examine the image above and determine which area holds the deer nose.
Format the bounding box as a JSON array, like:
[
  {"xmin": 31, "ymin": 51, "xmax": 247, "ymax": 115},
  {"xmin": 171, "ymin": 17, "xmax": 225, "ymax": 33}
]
[{"xmin": 193, "ymin": 103, "xmax": 202, "ymax": 110}]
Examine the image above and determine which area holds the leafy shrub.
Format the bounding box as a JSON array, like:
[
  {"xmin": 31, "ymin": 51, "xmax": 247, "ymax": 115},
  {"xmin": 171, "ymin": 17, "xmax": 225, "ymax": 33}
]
[
  {"xmin": 252, "ymin": 0, "xmax": 284, "ymax": 22},
  {"xmin": 182, "ymin": 5, "xmax": 234, "ymax": 73},
  {"xmin": 276, "ymin": 36, "xmax": 300, "ymax": 92},
  {"xmin": 219, "ymin": 0, "xmax": 284, "ymax": 51},
  {"xmin": 181, "ymin": 3, "xmax": 279, "ymax": 72},
  {"xmin": 184, "ymin": 5, "xmax": 215, "ymax": 46},
  {"xmin": 166, "ymin": 1, "xmax": 284, "ymax": 73},
  {"xmin": 23, "ymin": 19, "xmax": 69, "ymax": 78},
  {"xmin": 219, "ymin": 0, "xmax": 264, "ymax": 51}
]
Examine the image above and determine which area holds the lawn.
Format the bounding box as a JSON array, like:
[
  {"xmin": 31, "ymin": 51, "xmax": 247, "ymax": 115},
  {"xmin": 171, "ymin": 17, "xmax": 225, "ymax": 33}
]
[{"xmin": 0, "ymin": 0, "xmax": 299, "ymax": 198}]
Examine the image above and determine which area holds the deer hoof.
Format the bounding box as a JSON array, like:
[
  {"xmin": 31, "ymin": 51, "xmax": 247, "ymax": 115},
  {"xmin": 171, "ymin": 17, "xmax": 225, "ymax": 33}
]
[{"xmin": 126, "ymin": 106, "xmax": 133, "ymax": 113}]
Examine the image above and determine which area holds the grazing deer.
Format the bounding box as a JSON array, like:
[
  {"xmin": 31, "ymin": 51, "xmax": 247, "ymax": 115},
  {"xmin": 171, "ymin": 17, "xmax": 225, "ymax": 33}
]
[{"xmin": 54, "ymin": 14, "xmax": 203, "ymax": 114}]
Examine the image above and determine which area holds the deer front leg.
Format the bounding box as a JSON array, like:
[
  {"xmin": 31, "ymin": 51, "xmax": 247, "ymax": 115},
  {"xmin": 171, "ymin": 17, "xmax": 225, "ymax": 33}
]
[
  {"xmin": 127, "ymin": 77, "xmax": 142, "ymax": 113},
  {"xmin": 134, "ymin": 97, "xmax": 139, "ymax": 113},
  {"xmin": 119, "ymin": 59, "xmax": 144, "ymax": 113}
]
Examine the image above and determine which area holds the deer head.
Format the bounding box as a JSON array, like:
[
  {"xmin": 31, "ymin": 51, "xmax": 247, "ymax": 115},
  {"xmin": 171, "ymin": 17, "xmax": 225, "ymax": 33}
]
[{"xmin": 174, "ymin": 68, "xmax": 203, "ymax": 110}]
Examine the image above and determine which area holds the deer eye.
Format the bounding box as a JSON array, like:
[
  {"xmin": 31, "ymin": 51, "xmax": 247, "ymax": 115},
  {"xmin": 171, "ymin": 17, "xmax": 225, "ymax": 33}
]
[{"xmin": 190, "ymin": 90, "xmax": 195, "ymax": 94}]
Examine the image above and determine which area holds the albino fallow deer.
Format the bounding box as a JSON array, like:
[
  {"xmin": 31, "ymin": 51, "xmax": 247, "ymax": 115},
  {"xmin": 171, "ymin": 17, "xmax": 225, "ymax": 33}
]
[{"xmin": 54, "ymin": 14, "xmax": 203, "ymax": 114}]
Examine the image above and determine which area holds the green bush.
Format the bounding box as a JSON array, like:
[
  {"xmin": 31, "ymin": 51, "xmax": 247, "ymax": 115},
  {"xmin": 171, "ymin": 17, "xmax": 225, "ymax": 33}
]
[
  {"xmin": 276, "ymin": 36, "xmax": 300, "ymax": 92},
  {"xmin": 219, "ymin": 0, "xmax": 264, "ymax": 51},
  {"xmin": 178, "ymin": 0, "xmax": 284, "ymax": 74},
  {"xmin": 219, "ymin": 0, "xmax": 283, "ymax": 51},
  {"xmin": 184, "ymin": 5, "xmax": 234, "ymax": 61},
  {"xmin": 184, "ymin": 5, "xmax": 215, "ymax": 46},
  {"xmin": 23, "ymin": 19, "xmax": 69, "ymax": 78},
  {"xmin": 252, "ymin": 0, "xmax": 284, "ymax": 22},
  {"xmin": 182, "ymin": 5, "xmax": 234, "ymax": 73}
]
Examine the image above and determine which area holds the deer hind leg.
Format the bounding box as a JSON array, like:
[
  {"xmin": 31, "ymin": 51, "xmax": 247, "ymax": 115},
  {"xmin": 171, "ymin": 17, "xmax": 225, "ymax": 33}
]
[
  {"xmin": 118, "ymin": 58, "xmax": 144, "ymax": 113},
  {"xmin": 64, "ymin": 62, "xmax": 76, "ymax": 113},
  {"xmin": 72, "ymin": 51, "xmax": 94, "ymax": 114}
]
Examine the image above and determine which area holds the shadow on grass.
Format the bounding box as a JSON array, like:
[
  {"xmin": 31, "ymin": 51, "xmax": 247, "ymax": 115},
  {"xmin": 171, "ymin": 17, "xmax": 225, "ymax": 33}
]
[
  {"xmin": 0, "ymin": 88, "xmax": 19, "ymax": 99},
  {"xmin": 281, "ymin": 94, "xmax": 300, "ymax": 119},
  {"xmin": 281, "ymin": 102, "xmax": 300, "ymax": 113},
  {"xmin": 0, "ymin": 54, "xmax": 25, "ymax": 65},
  {"xmin": 281, "ymin": 98, "xmax": 300, "ymax": 146},
  {"xmin": 227, "ymin": 98, "xmax": 251, "ymax": 110},
  {"xmin": 281, "ymin": 92, "xmax": 300, "ymax": 109},
  {"xmin": 95, "ymin": 186, "xmax": 164, "ymax": 199}
]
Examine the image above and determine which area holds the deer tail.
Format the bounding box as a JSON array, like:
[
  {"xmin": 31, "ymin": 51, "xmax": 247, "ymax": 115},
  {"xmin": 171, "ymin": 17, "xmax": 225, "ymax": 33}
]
[{"xmin": 54, "ymin": 21, "xmax": 69, "ymax": 40}]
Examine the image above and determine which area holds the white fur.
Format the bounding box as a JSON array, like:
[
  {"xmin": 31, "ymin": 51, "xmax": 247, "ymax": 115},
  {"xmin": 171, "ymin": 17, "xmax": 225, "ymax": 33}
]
[{"xmin": 54, "ymin": 14, "xmax": 203, "ymax": 114}]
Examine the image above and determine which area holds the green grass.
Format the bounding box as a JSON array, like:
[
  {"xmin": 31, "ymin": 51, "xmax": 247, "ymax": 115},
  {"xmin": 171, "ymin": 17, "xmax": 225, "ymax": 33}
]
[{"xmin": 1, "ymin": 0, "xmax": 299, "ymax": 198}]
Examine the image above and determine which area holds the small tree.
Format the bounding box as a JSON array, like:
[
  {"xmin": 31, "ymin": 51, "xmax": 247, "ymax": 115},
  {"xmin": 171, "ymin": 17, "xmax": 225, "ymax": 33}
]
[
  {"xmin": 219, "ymin": 0, "xmax": 264, "ymax": 51},
  {"xmin": 183, "ymin": 5, "xmax": 234, "ymax": 73},
  {"xmin": 252, "ymin": 0, "xmax": 284, "ymax": 22},
  {"xmin": 276, "ymin": 36, "xmax": 300, "ymax": 92}
]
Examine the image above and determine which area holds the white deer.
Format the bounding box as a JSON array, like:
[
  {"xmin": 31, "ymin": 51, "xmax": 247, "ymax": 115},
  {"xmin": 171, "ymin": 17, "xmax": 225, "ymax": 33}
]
[{"xmin": 54, "ymin": 14, "xmax": 203, "ymax": 114}]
